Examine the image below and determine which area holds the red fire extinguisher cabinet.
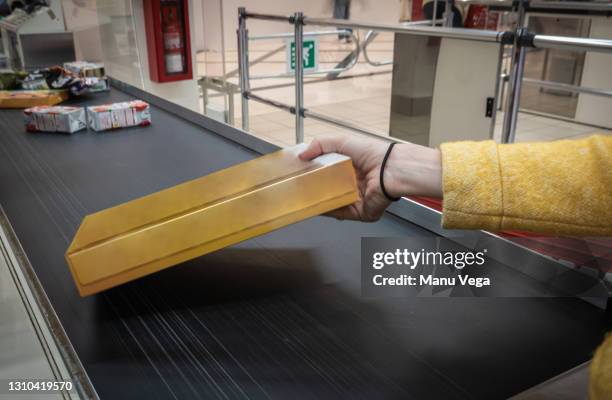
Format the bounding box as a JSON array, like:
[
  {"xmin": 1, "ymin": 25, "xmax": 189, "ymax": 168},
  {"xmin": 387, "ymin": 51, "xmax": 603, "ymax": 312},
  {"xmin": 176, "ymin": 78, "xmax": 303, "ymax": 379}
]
[{"xmin": 143, "ymin": 0, "xmax": 193, "ymax": 83}]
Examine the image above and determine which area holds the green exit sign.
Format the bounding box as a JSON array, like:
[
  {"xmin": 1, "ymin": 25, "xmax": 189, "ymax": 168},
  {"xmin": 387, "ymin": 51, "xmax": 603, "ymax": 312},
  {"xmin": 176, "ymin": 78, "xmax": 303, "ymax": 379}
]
[{"xmin": 287, "ymin": 38, "xmax": 319, "ymax": 72}]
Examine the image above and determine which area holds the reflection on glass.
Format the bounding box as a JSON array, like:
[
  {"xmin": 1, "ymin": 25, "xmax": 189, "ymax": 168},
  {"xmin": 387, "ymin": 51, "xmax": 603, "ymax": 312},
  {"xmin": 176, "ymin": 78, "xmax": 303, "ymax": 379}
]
[
  {"xmin": 96, "ymin": 0, "xmax": 143, "ymax": 87},
  {"xmin": 521, "ymin": 16, "xmax": 589, "ymax": 118}
]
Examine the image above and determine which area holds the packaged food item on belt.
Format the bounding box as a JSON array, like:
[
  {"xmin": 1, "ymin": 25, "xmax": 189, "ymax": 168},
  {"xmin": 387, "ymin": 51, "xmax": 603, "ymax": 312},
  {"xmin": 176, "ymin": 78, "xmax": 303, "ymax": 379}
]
[
  {"xmin": 63, "ymin": 61, "xmax": 106, "ymax": 78},
  {"xmin": 24, "ymin": 105, "xmax": 86, "ymax": 133},
  {"xmin": 87, "ymin": 100, "xmax": 151, "ymax": 131},
  {"xmin": 65, "ymin": 144, "xmax": 359, "ymax": 296},
  {"xmin": 1, "ymin": 66, "xmax": 103, "ymax": 98},
  {"xmin": 64, "ymin": 62, "xmax": 109, "ymax": 93},
  {"xmin": 0, "ymin": 90, "xmax": 69, "ymax": 108},
  {"xmin": 84, "ymin": 76, "xmax": 109, "ymax": 93},
  {"xmin": 22, "ymin": 66, "xmax": 89, "ymax": 96}
]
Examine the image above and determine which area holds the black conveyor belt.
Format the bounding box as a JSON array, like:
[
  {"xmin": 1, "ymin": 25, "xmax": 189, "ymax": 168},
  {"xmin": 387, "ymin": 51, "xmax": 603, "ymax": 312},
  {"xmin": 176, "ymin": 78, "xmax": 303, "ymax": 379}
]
[{"xmin": 0, "ymin": 88, "xmax": 609, "ymax": 400}]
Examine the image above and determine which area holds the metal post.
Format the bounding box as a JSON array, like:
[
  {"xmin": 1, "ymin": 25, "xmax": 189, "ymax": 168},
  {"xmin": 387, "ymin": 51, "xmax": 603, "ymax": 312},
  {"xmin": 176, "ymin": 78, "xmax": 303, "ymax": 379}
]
[
  {"xmin": 294, "ymin": 12, "xmax": 305, "ymax": 144},
  {"xmin": 432, "ymin": 0, "xmax": 439, "ymax": 26},
  {"xmin": 501, "ymin": 39, "xmax": 526, "ymax": 143},
  {"xmin": 237, "ymin": 7, "xmax": 250, "ymax": 131},
  {"xmin": 219, "ymin": 0, "xmax": 228, "ymax": 116},
  {"xmin": 489, "ymin": 43, "xmax": 505, "ymax": 139},
  {"xmin": 227, "ymin": 86, "xmax": 235, "ymax": 126},
  {"xmin": 501, "ymin": 0, "xmax": 526, "ymax": 143},
  {"xmin": 443, "ymin": 0, "xmax": 454, "ymax": 27},
  {"xmin": 200, "ymin": 80, "xmax": 208, "ymax": 112}
]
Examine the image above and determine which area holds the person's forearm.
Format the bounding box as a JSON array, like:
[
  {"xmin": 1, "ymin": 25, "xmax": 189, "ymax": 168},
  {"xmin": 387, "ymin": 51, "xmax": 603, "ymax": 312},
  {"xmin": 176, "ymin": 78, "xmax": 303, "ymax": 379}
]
[{"xmin": 384, "ymin": 143, "xmax": 443, "ymax": 199}]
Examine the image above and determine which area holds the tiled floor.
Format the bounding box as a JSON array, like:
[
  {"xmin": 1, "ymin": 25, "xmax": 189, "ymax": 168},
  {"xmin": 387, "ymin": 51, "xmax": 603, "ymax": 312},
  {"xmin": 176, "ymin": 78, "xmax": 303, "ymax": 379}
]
[{"xmin": 198, "ymin": 32, "xmax": 611, "ymax": 148}]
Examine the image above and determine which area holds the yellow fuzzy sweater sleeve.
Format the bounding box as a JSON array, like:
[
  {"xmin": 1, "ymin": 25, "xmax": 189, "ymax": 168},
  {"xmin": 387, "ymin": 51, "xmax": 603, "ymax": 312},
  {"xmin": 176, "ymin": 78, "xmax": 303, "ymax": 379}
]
[{"xmin": 439, "ymin": 134, "xmax": 612, "ymax": 236}]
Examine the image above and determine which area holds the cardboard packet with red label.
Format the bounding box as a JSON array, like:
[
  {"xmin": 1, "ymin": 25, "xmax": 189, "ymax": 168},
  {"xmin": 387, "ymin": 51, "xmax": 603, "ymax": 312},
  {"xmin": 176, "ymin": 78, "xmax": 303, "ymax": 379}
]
[
  {"xmin": 24, "ymin": 106, "xmax": 87, "ymax": 133},
  {"xmin": 87, "ymin": 100, "xmax": 151, "ymax": 132}
]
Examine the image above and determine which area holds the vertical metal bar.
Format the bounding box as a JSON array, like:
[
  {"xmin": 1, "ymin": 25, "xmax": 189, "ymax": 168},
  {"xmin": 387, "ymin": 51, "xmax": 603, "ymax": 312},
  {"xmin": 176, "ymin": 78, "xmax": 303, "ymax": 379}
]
[
  {"xmin": 294, "ymin": 12, "xmax": 305, "ymax": 144},
  {"xmin": 501, "ymin": 1, "xmax": 527, "ymax": 143},
  {"xmin": 227, "ymin": 86, "xmax": 235, "ymax": 126},
  {"xmin": 238, "ymin": 7, "xmax": 250, "ymax": 131},
  {"xmin": 443, "ymin": 0, "xmax": 453, "ymax": 27},
  {"xmin": 501, "ymin": 43, "xmax": 525, "ymax": 143},
  {"xmin": 498, "ymin": 73, "xmax": 507, "ymax": 111},
  {"xmin": 219, "ymin": 0, "xmax": 228, "ymax": 114},
  {"xmin": 201, "ymin": 80, "xmax": 208, "ymax": 112},
  {"xmin": 432, "ymin": 0, "xmax": 439, "ymax": 26},
  {"xmin": 489, "ymin": 44, "xmax": 505, "ymax": 139}
]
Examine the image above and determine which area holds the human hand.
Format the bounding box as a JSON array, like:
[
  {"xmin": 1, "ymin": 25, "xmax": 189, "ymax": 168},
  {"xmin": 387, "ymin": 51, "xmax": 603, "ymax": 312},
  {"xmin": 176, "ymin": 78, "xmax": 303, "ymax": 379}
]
[{"xmin": 299, "ymin": 136, "xmax": 442, "ymax": 222}]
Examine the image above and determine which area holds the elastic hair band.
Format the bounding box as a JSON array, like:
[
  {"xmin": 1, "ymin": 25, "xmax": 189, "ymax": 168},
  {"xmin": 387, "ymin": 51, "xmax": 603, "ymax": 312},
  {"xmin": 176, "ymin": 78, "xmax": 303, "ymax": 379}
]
[{"xmin": 380, "ymin": 142, "xmax": 401, "ymax": 202}]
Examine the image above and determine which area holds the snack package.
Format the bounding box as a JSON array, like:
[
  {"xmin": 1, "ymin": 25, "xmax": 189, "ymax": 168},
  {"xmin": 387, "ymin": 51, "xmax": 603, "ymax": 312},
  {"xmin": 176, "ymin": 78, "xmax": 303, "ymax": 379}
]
[
  {"xmin": 22, "ymin": 67, "xmax": 90, "ymax": 96},
  {"xmin": 63, "ymin": 61, "xmax": 106, "ymax": 78},
  {"xmin": 87, "ymin": 100, "xmax": 151, "ymax": 132},
  {"xmin": 24, "ymin": 106, "xmax": 86, "ymax": 133},
  {"xmin": 64, "ymin": 62, "xmax": 109, "ymax": 93},
  {"xmin": 83, "ymin": 76, "xmax": 109, "ymax": 93}
]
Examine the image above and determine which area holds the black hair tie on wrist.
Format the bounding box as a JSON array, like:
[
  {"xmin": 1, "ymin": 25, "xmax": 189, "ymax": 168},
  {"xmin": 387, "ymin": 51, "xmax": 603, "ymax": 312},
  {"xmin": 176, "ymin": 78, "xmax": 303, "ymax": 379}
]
[{"xmin": 380, "ymin": 142, "xmax": 401, "ymax": 202}]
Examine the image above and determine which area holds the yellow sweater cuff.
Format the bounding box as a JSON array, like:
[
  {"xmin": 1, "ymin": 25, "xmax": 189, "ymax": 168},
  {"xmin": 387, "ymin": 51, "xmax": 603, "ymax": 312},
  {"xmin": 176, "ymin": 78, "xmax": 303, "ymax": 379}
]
[
  {"xmin": 441, "ymin": 135, "xmax": 612, "ymax": 236},
  {"xmin": 440, "ymin": 140, "xmax": 503, "ymax": 231}
]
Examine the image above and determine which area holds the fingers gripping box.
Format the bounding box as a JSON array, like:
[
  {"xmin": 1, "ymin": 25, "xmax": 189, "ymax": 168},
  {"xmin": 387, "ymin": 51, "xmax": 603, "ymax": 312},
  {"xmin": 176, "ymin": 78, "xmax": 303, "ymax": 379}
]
[
  {"xmin": 87, "ymin": 100, "xmax": 151, "ymax": 132},
  {"xmin": 24, "ymin": 106, "xmax": 86, "ymax": 133}
]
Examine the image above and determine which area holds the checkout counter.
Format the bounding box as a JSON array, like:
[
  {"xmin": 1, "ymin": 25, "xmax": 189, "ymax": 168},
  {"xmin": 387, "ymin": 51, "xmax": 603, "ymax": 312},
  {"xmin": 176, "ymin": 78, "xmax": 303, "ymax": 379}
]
[{"xmin": 0, "ymin": 78, "xmax": 609, "ymax": 399}]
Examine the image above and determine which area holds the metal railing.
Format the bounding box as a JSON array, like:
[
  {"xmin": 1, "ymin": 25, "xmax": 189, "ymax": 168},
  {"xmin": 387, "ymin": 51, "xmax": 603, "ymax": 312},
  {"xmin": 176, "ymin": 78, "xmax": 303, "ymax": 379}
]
[
  {"xmin": 454, "ymin": 0, "xmax": 612, "ymax": 11},
  {"xmin": 500, "ymin": 0, "xmax": 612, "ymax": 142},
  {"xmin": 522, "ymin": 78, "xmax": 612, "ymax": 99},
  {"xmin": 529, "ymin": 0, "xmax": 612, "ymax": 11},
  {"xmin": 362, "ymin": 20, "xmax": 442, "ymax": 67},
  {"xmin": 302, "ymin": 18, "xmax": 507, "ymax": 42},
  {"xmin": 238, "ymin": 8, "xmax": 509, "ymax": 144},
  {"xmin": 362, "ymin": 30, "xmax": 392, "ymax": 66},
  {"xmin": 238, "ymin": 7, "xmax": 612, "ymax": 145}
]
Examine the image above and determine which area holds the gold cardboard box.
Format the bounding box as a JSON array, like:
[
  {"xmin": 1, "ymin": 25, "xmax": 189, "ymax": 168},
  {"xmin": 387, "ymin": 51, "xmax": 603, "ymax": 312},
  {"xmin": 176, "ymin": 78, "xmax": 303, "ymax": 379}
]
[{"xmin": 65, "ymin": 144, "xmax": 358, "ymax": 296}]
